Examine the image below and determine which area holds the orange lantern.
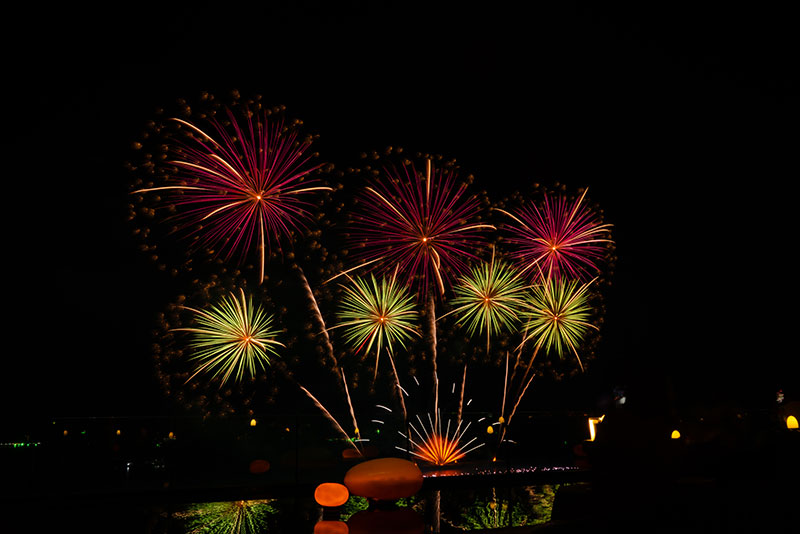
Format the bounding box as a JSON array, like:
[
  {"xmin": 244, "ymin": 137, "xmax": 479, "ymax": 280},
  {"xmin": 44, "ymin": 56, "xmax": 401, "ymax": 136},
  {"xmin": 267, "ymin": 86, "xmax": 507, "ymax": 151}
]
[{"xmin": 315, "ymin": 482, "xmax": 350, "ymax": 507}]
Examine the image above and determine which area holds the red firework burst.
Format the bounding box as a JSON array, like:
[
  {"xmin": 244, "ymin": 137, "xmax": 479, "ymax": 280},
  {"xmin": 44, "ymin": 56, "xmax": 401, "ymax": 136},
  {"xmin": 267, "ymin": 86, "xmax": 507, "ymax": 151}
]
[
  {"xmin": 132, "ymin": 107, "xmax": 330, "ymax": 282},
  {"xmin": 496, "ymin": 189, "xmax": 613, "ymax": 281},
  {"xmin": 347, "ymin": 158, "xmax": 493, "ymax": 300}
]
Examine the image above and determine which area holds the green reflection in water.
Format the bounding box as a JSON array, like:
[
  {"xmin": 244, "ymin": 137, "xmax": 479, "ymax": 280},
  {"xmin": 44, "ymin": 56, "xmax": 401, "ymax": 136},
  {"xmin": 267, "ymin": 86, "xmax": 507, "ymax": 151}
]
[
  {"xmin": 173, "ymin": 499, "xmax": 278, "ymax": 533},
  {"xmin": 444, "ymin": 484, "xmax": 560, "ymax": 530},
  {"xmin": 337, "ymin": 495, "xmax": 422, "ymax": 522}
]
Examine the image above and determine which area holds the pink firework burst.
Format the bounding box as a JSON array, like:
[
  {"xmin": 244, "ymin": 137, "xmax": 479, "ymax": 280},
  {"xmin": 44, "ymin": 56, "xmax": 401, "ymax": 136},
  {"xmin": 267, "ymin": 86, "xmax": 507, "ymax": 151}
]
[
  {"xmin": 348, "ymin": 159, "xmax": 494, "ymax": 300},
  {"xmin": 132, "ymin": 107, "xmax": 330, "ymax": 282},
  {"xmin": 496, "ymin": 189, "xmax": 613, "ymax": 282}
]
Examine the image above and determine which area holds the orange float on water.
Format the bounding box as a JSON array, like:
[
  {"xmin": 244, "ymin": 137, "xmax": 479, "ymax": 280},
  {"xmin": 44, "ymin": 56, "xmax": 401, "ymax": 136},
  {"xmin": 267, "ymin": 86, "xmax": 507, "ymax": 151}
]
[
  {"xmin": 315, "ymin": 482, "xmax": 350, "ymax": 507},
  {"xmin": 344, "ymin": 458, "xmax": 423, "ymax": 501}
]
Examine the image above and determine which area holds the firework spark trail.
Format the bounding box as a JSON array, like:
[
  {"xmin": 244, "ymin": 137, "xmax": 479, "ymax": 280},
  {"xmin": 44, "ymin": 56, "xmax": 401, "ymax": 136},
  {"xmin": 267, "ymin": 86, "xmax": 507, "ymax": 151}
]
[
  {"xmin": 457, "ymin": 364, "xmax": 467, "ymax": 425},
  {"xmin": 340, "ymin": 369, "xmax": 361, "ymax": 441},
  {"xmin": 298, "ymin": 384, "xmax": 361, "ymax": 455},
  {"xmin": 427, "ymin": 294, "xmax": 440, "ymax": 427},
  {"xmin": 499, "ymin": 371, "xmax": 536, "ymax": 447},
  {"xmin": 500, "ymin": 351, "xmax": 509, "ymax": 420},
  {"xmin": 386, "ymin": 351, "xmax": 408, "ymax": 423},
  {"xmin": 295, "ymin": 265, "xmax": 339, "ymax": 371}
]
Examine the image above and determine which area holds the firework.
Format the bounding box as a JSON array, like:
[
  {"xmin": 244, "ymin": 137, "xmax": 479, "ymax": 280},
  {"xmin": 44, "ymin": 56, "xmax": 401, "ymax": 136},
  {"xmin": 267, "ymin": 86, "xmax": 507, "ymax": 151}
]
[
  {"xmin": 397, "ymin": 411, "xmax": 484, "ymax": 466},
  {"xmin": 520, "ymin": 275, "xmax": 597, "ymax": 371},
  {"xmin": 175, "ymin": 288, "xmax": 284, "ymax": 386},
  {"xmin": 334, "ymin": 268, "xmax": 420, "ymax": 379},
  {"xmin": 442, "ymin": 251, "xmax": 529, "ymax": 354},
  {"xmin": 348, "ymin": 158, "xmax": 493, "ymax": 299},
  {"xmin": 496, "ymin": 189, "xmax": 612, "ymax": 282},
  {"xmin": 131, "ymin": 105, "xmax": 330, "ymax": 282}
]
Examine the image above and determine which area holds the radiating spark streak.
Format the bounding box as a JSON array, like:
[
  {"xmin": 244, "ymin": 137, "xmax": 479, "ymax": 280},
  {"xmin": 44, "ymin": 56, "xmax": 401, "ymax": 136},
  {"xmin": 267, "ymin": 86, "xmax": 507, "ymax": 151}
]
[
  {"xmin": 376, "ymin": 405, "xmax": 393, "ymax": 412},
  {"xmin": 323, "ymin": 257, "xmax": 384, "ymax": 285}
]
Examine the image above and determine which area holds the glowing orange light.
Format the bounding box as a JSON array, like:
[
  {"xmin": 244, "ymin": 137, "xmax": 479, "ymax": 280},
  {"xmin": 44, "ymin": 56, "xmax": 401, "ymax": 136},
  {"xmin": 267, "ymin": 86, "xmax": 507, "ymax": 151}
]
[
  {"xmin": 421, "ymin": 237, "xmax": 428, "ymax": 243},
  {"xmin": 587, "ymin": 415, "xmax": 605, "ymax": 441},
  {"xmin": 250, "ymin": 418, "xmax": 257, "ymax": 427},
  {"xmin": 486, "ymin": 426, "xmax": 494, "ymax": 434},
  {"xmin": 787, "ymin": 415, "xmax": 798, "ymax": 430},
  {"xmin": 413, "ymin": 433, "xmax": 467, "ymax": 466},
  {"xmin": 116, "ymin": 429, "xmax": 121, "ymax": 436},
  {"xmin": 314, "ymin": 482, "xmax": 350, "ymax": 507},
  {"xmin": 671, "ymin": 429, "xmax": 681, "ymax": 439}
]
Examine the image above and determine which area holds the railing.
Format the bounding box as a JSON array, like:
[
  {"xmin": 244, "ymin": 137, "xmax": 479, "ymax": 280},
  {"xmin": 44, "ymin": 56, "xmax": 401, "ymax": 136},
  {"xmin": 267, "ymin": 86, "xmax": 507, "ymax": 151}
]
[{"xmin": 1, "ymin": 411, "xmax": 595, "ymax": 500}]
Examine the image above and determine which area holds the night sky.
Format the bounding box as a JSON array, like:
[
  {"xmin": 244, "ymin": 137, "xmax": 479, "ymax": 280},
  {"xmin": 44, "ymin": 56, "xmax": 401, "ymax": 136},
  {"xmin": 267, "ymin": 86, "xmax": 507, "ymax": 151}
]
[{"xmin": 4, "ymin": 2, "xmax": 796, "ymax": 424}]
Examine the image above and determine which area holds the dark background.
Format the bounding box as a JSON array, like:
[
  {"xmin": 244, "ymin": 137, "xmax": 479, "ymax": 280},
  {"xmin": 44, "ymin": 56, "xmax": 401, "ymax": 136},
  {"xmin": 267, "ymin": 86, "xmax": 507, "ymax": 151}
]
[{"xmin": 3, "ymin": 1, "xmax": 796, "ymax": 424}]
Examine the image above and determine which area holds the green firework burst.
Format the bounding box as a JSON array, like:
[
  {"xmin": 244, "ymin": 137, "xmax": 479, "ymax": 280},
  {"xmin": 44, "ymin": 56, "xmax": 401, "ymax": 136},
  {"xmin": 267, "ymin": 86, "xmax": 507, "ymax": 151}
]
[
  {"xmin": 444, "ymin": 255, "xmax": 529, "ymax": 353},
  {"xmin": 177, "ymin": 288, "xmax": 284, "ymax": 386},
  {"xmin": 335, "ymin": 269, "xmax": 419, "ymax": 377},
  {"xmin": 521, "ymin": 276, "xmax": 597, "ymax": 371}
]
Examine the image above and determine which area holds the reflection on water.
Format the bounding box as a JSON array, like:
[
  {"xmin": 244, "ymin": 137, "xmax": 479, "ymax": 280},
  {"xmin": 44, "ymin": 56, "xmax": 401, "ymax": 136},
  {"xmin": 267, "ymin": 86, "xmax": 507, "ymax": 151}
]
[
  {"xmin": 444, "ymin": 485, "xmax": 559, "ymax": 530},
  {"xmin": 170, "ymin": 500, "xmax": 279, "ymax": 533},
  {"xmin": 158, "ymin": 484, "xmax": 565, "ymax": 533}
]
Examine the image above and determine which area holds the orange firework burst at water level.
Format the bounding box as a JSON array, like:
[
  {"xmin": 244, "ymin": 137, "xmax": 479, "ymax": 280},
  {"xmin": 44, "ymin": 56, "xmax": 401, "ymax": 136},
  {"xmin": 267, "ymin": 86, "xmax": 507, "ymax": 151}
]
[{"xmin": 397, "ymin": 412, "xmax": 485, "ymax": 466}]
